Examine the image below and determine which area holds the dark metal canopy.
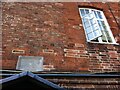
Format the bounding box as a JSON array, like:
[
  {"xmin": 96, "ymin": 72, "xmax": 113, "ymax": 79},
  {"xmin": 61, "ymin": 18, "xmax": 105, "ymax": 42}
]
[{"xmin": 0, "ymin": 71, "xmax": 65, "ymax": 90}]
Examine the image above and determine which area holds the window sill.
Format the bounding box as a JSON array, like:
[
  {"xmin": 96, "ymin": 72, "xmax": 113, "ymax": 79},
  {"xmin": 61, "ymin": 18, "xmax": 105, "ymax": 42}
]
[{"xmin": 87, "ymin": 41, "xmax": 120, "ymax": 45}]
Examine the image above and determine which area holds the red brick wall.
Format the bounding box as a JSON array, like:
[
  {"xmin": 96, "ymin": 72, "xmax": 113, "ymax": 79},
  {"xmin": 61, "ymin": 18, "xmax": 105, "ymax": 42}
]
[{"xmin": 1, "ymin": 2, "xmax": 120, "ymax": 73}]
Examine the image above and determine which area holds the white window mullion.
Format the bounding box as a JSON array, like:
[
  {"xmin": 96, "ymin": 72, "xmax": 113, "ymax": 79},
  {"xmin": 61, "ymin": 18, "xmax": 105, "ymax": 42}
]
[
  {"xmin": 101, "ymin": 29, "xmax": 109, "ymax": 43},
  {"xmin": 87, "ymin": 13, "xmax": 95, "ymax": 41},
  {"xmin": 79, "ymin": 8, "xmax": 116, "ymax": 44},
  {"xmin": 91, "ymin": 11, "xmax": 102, "ymax": 41},
  {"xmin": 81, "ymin": 17, "xmax": 89, "ymax": 41},
  {"xmin": 82, "ymin": 17, "xmax": 92, "ymax": 41},
  {"xmin": 101, "ymin": 12, "xmax": 116, "ymax": 44},
  {"xmin": 93, "ymin": 11, "xmax": 103, "ymax": 43},
  {"xmin": 98, "ymin": 20, "xmax": 109, "ymax": 43},
  {"xmin": 98, "ymin": 37, "xmax": 103, "ymax": 43}
]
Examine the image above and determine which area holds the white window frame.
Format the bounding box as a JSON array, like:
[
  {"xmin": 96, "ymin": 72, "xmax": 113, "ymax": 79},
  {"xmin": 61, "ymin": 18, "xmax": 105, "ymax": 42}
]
[{"xmin": 79, "ymin": 8, "xmax": 117, "ymax": 44}]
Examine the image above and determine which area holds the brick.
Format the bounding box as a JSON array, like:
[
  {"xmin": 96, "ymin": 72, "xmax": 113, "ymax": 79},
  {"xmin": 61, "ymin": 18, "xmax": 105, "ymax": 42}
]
[
  {"xmin": 75, "ymin": 43, "xmax": 84, "ymax": 48},
  {"xmin": 64, "ymin": 53, "xmax": 76, "ymax": 58},
  {"xmin": 72, "ymin": 25, "xmax": 81, "ymax": 30},
  {"xmin": 44, "ymin": 21, "xmax": 54, "ymax": 26},
  {"xmin": 12, "ymin": 49, "xmax": 25, "ymax": 54},
  {"xmin": 43, "ymin": 65, "xmax": 55, "ymax": 71},
  {"xmin": 79, "ymin": 55, "xmax": 89, "ymax": 58},
  {"xmin": 99, "ymin": 52, "xmax": 107, "ymax": 56},
  {"xmin": 115, "ymin": 35, "xmax": 120, "ymax": 43},
  {"xmin": 67, "ymin": 43, "xmax": 75, "ymax": 48},
  {"xmin": 55, "ymin": 3, "xmax": 63, "ymax": 7},
  {"xmin": 79, "ymin": 67, "xmax": 88, "ymax": 71},
  {"xmin": 2, "ymin": 60, "xmax": 17, "ymax": 69},
  {"xmin": 64, "ymin": 49, "xmax": 79, "ymax": 53},
  {"xmin": 89, "ymin": 53, "xmax": 98, "ymax": 58},
  {"xmin": 107, "ymin": 45, "xmax": 115, "ymax": 50},
  {"xmin": 108, "ymin": 51, "xmax": 118, "ymax": 59},
  {"xmin": 43, "ymin": 49, "xmax": 54, "ymax": 54},
  {"xmin": 2, "ymin": 2, "xmax": 120, "ymax": 73},
  {"xmin": 78, "ymin": 50, "xmax": 87, "ymax": 54}
]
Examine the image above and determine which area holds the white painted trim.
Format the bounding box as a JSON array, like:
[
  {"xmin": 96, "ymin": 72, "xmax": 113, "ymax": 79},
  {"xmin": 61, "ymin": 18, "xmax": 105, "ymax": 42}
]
[
  {"xmin": 79, "ymin": 8, "xmax": 116, "ymax": 44},
  {"xmin": 87, "ymin": 41, "xmax": 119, "ymax": 45}
]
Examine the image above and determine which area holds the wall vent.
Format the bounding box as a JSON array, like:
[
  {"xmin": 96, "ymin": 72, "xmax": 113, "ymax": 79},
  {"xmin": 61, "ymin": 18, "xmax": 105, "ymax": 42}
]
[
  {"xmin": 12, "ymin": 49, "xmax": 25, "ymax": 54},
  {"xmin": 16, "ymin": 56, "xmax": 44, "ymax": 72}
]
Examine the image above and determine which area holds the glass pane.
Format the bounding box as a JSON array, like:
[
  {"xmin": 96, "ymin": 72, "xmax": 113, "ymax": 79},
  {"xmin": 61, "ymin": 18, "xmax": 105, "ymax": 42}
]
[
  {"xmin": 93, "ymin": 10, "xmax": 98, "ymax": 18},
  {"xmin": 102, "ymin": 36, "xmax": 107, "ymax": 42},
  {"xmin": 97, "ymin": 20, "xmax": 103, "ymax": 30},
  {"xmin": 87, "ymin": 33, "xmax": 94, "ymax": 40},
  {"xmin": 90, "ymin": 18, "xmax": 96, "ymax": 25},
  {"xmin": 97, "ymin": 11, "xmax": 103, "ymax": 19},
  {"xmin": 101, "ymin": 21, "xmax": 107, "ymax": 31},
  {"xmin": 105, "ymin": 31, "xmax": 110, "ymax": 37},
  {"xmin": 101, "ymin": 21, "xmax": 105, "ymax": 26},
  {"xmin": 84, "ymin": 21, "xmax": 90, "ymax": 28},
  {"xmin": 91, "ymin": 23, "xmax": 99, "ymax": 32},
  {"xmin": 94, "ymin": 26, "xmax": 99, "ymax": 30},
  {"xmin": 94, "ymin": 30, "xmax": 101, "ymax": 37},
  {"xmin": 88, "ymin": 13, "xmax": 94, "ymax": 18},
  {"xmin": 93, "ymin": 24, "xmax": 98, "ymax": 29},
  {"xmin": 85, "ymin": 9, "xmax": 89, "ymax": 14},
  {"xmin": 80, "ymin": 9, "xmax": 85, "ymax": 16},
  {"xmin": 83, "ymin": 18, "xmax": 87, "ymax": 22},
  {"xmin": 101, "ymin": 31, "xmax": 105, "ymax": 35},
  {"xmin": 99, "ymin": 25, "xmax": 103, "ymax": 31},
  {"xmin": 97, "ymin": 20, "xmax": 101, "ymax": 25},
  {"xmin": 107, "ymin": 37, "xmax": 112, "ymax": 43},
  {"xmin": 86, "ymin": 27, "xmax": 92, "ymax": 33}
]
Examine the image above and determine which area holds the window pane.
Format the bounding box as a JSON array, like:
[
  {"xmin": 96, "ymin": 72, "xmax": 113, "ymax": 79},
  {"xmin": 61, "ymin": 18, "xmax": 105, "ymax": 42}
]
[
  {"xmin": 94, "ymin": 30, "xmax": 101, "ymax": 37},
  {"xmin": 107, "ymin": 37, "xmax": 112, "ymax": 43},
  {"xmin": 105, "ymin": 31, "xmax": 110, "ymax": 37},
  {"xmin": 85, "ymin": 9, "xmax": 89, "ymax": 14},
  {"xmin": 86, "ymin": 27, "xmax": 92, "ymax": 33},
  {"xmin": 87, "ymin": 33, "xmax": 94, "ymax": 40},
  {"xmin": 80, "ymin": 9, "xmax": 85, "ymax": 16},
  {"xmin": 101, "ymin": 31, "xmax": 107, "ymax": 42},
  {"xmin": 93, "ymin": 10, "xmax": 98, "ymax": 18},
  {"xmin": 97, "ymin": 11, "xmax": 103, "ymax": 19},
  {"xmin": 101, "ymin": 21, "xmax": 107, "ymax": 31},
  {"xmin": 92, "ymin": 24, "xmax": 98, "ymax": 30},
  {"xmin": 101, "ymin": 31, "xmax": 105, "ymax": 35},
  {"xmin": 83, "ymin": 18, "xmax": 87, "ymax": 22},
  {"xmin": 84, "ymin": 20, "xmax": 90, "ymax": 28},
  {"xmin": 102, "ymin": 36, "xmax": 107, "ymax": 42},
  {"xmin": 90, "ymin": 18, "xmax": 96, "ymax": 25},
  {"xmin": 94, "ymin": 26, "xmax": 99, "ymax": 30},
  {"xmin": 85, "ymin": 23, "xmax": 90, "ymax": 28},
  {"xmin": 98, "ymin": 20, "xmax": 104, "ymax": 30},
  {"xmin": 97, "ymin": 20, "xmax": 101, "ymax": 25}
]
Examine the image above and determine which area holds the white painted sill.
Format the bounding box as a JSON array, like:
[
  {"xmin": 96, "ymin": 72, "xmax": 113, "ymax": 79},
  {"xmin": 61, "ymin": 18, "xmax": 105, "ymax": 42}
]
[{"xmin": 87, "ymin": 41, "xmax": 120, "ymax": 46}]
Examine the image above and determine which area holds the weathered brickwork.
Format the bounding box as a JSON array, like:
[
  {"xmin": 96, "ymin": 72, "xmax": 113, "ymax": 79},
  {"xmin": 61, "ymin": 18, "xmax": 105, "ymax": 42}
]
[
  {"xmin": 47, "ymin": 77, "xmax": 120, "ymax": 89},
  {"xmin": 1, "ymin": 2, "xmax": 120, "ymax": 73}
]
